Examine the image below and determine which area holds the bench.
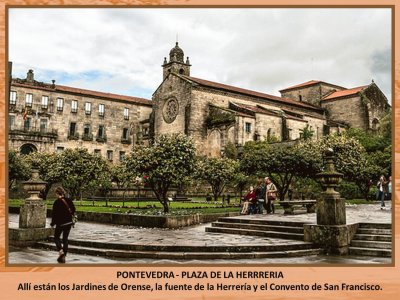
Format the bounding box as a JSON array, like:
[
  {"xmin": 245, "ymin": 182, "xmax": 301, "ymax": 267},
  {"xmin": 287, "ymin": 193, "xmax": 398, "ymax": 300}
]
[{"xmin": 279, "ymin": 200, "xmax": 317, "ymax": 215}]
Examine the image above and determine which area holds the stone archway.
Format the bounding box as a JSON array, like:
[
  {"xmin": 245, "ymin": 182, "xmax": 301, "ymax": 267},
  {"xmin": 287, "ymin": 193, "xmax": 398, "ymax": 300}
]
[{"xmin": 20, "ymin": 143, "xmax": 37, "ymax": 155}]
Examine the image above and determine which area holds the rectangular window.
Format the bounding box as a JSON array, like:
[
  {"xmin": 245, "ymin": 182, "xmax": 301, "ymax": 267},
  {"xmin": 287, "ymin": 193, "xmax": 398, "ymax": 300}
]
[
  {"xmin": 119, "ymin": 151, "xmax": 126, "ymax": 162},
  {"xmin": 98, "ymin": 125, "xmax": 105, "ymax": 138},
  {"xmin": 9, "ymin": 91, "xmax": 17, "ymax": 105},
  {"xmin": 83, "ymin": 124, "xmax": 91, "ymax": 136},
  {"xmin": 99, "ymin": 104, "xmax": 105, "ymax": 117},
  {"xmin": 85, "ymin": 102, "xmax": 92, "ymax": 115},
  {"xmin": 124, "ymin": 108, "xmax": 129, "ymax": 120},
  {"xmin": 24, "ymin": 117, "xmax": 31, "ymax": 130},
  {"xmin": 71, "ymin": 100, "xmax": 78, "ymax": 113},
  {"xmin": 245, "ymin": 122, "xmax": 252, "ymax": 133},
  {"xmin": 57, "ymin": 147, "xmax": 64, "ymax": 153},
  {"xmin": 25, "ymin": 93, "xmax": 33, "ymax": 107},
  {"xmin": 94, "ymin": 149, "xmax": 101, "ymax": 156},
  {"xmin": 40, "ymin": 119, "xmax": 47, "ymax": 132},
  {"xmin": 57, "ymin": 98, "xmax": 64, "ymax": 111},
  {"xmin": 69, "ymin": 122, "xmax": 76, "ymax": 136},
  {"xmin": 41, "ymin": 96, "xmax": 49, "ymax": 109},
  {"xmin": 9, "ymin": 115, "xmax": 15, "ymax": 129},
  {"xmin": 122, "ymin": 128, "xmax": 129, "ymax": 140},
  {"xmin": 107, "ymin": 150, "xmax": 113, "ymax": 161}
]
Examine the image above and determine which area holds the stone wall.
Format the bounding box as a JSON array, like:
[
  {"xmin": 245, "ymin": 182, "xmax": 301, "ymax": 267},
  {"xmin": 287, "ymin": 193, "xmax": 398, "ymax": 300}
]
[
  {"xmin": 280, "ymin": 82, "xmax": 346, "ymax": 107},
  {"xmin": 321, "ymin": 96, "xmax": 367, "ymax": 130}
]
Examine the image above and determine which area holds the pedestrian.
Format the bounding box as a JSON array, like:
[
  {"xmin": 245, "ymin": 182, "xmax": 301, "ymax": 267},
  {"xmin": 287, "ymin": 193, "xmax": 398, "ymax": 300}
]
[
  {"xmin": 265, "ymin": 177, "xmax": 278, "ymax": 214},
  {"xmin": 255, "ymin": 179, "xmax": 266, "ymax": 214},
  {"xmin": 376, "ymin": 175, "xmax": 386, "ymax": 209},
  {"xmin": 386, "ymin": 176, "xmax": 392, "ymax": 201},
  {"xmin": 241, "ymin": 186, "xmax": 256, "ymax": 214},
  {"xmin": 50, "ymin": 187, "xmax": 76, "ymax": 263}
]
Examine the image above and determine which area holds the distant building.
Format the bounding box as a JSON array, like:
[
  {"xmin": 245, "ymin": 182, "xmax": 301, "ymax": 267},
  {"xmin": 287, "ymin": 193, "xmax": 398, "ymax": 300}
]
[
  {"xmin": 8, "ymin": 42, "xmax": 390, "ymax": 158},
  {"xmin": 8, "ymin": 70, "xmax": 152, "ymax": 162}
]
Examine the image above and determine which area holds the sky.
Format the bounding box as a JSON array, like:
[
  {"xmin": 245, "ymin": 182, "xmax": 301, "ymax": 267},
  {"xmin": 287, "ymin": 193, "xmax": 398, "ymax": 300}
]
[{"xmin": 9, "ymin": 8, "xmax": 392, "ymax": 101}]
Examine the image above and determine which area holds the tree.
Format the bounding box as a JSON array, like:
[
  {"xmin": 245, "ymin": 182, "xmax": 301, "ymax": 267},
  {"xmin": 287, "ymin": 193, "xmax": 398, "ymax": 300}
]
[
  {"xmin": 8, "ymin": 150, "xmax": 31, "ymax": 190},
  {"xmin": 240, "ymin": 141, "xmax": 321, "ymax": 201},
  {"xmin": 25, "ymin": 151, "xmax": 60, "ymax": 200},
  {"xmin": 110, "ymin": 161, "xmax": 137, "ymax": 207},
  {"xmin": 53, "ymin": 148, "xmax": 110, "ymax": 200},
  {"xmin": 299, "ymin": 124, "xmax": 314, "ymax": 140},
  {"xmin": 126, "ymin": 134, "xmax": 196, "ymax": 213},
  {"xmin": 195, "ymin": 157, "xmax": 239, "ymax": 202}
]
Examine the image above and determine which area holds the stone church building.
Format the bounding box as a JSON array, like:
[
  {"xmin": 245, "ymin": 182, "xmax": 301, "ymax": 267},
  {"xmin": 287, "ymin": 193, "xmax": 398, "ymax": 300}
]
[
  {"xmin": 152, "ymin": 43, "xmax": 390, "ymax": 156},
  {"xmin": 8, "ymin": 42, "xmax": 390, "ymax": 159}
]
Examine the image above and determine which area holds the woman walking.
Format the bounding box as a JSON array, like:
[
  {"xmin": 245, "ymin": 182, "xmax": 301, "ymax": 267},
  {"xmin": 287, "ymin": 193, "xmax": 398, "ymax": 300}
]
[{"xmin": 50, "ymin": 187, "xmax": 76, "ymax": 263}]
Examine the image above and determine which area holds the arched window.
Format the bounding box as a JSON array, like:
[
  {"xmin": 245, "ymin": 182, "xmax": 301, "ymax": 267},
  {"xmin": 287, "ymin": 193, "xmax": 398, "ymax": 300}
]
[
  {"xmin": 179, "ymin": 68, "xmax": 184, "ymax": 74},
  {"xmin": 372, "ymin": 118, "xmax": 380, "ymax": 131},
  {"xmin": 20, "ymin": 143, "xmax": 37, "ymax": 155}
]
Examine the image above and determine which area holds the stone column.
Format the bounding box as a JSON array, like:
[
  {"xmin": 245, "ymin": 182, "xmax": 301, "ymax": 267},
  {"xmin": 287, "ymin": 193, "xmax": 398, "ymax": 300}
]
[{"xmin": 304, "ymin": 149, "xmax": 356, "ymax": 255}]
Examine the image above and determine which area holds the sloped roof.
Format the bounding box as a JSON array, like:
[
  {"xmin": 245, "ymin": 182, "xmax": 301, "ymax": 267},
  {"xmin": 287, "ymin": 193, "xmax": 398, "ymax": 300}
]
[
  {"xmin": 231, "ymin": 102, "xmax": 280, "ymax": 117},
  {"xmin": 12, "ymin": 80, "xmax": 152, "ymax": 106},
  {"xmin": 322, "ymin": 85, "xmax": 367, "ymax": 100},
  {"xmin": 179, "ymin": 75, "xmax": 323, "ymax": 111},
  {"xmin": 279, "ymin": 80, "xmax": 346, "ymax": 92}
]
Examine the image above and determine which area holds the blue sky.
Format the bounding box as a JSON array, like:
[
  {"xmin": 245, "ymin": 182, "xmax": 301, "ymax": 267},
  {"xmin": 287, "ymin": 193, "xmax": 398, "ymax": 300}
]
[{"xmin": 9, "ymin": 8, "xmax": 392, "ymax": 101}]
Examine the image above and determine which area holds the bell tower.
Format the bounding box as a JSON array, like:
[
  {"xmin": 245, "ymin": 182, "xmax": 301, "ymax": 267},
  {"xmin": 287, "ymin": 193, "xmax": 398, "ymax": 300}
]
[{"xmin": 162, "ymin": 42, "xmax": 191, "ymax": 80}]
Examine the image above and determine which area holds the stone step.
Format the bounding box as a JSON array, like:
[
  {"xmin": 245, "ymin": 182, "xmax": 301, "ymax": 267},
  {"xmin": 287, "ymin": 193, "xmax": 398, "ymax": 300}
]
[
  {"xmin": 357, "ymin": 228, "xmax": 391, "ymax": 235},
  {"xmin": 350, "ymin": 240, "xmax": 392, "ymax": 250},
  {"xmin": 47, "ymin": 237, "xmax": 313, "ymax": 252},
  {"xmin": 358, "ymin": 223, "xmax": 391, "ymax": 229},
  {"xmin": 35, "ymin": 242, "xmax": 322, "ymax": 260},
  {"xmin": 211, "ymin": 222, "xmax": 304, "ymax": 233},
  {"xmin": 205, "ymin": 226, "xmax": 304, "ymax": 241},
  {"xmin": 352, "ymin": 234, "xmax": 391, "ymax": 242},
  {"xmin": 348, "ymin": 247, "xmax": 391, "ymax": 258},
  {"xmin": 217, "ymin": 217, "xmax": 306, "ymax": 227}
]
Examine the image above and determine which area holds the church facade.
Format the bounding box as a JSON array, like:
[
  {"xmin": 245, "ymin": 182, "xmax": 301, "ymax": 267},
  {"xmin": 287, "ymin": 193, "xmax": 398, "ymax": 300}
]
[{"xmin": 8, "ymin": 43, "xmax": 390, "ymax": 159}]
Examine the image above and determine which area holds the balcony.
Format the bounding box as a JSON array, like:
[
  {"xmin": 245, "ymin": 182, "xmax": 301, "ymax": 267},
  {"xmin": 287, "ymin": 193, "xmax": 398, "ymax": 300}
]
[
  {"xmin": 9, "ymin": 125, "xmax": 58, "ymax": 139},
  {"xmin": 82, "ymin": 133, "xmax": 93, "ymax": 141},
  {"xmin": 96, "ymin": 135, "xmax": 107, "ymax": 143},
  {"xmin": 68, "ymin": 132, "xmax": 80, "ymax": 140},
  {"xmin": 121, "ymin": 137, "xmax": 132, "ymax": 145}
]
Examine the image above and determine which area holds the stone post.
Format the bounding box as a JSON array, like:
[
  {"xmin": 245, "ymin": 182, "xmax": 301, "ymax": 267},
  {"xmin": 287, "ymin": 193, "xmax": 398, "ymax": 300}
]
[
  {"xmin": 304, "ymin": 149, "xmax": 357, "ymax": 255},
  {"xmin": 9, "ymin": 163, "xmax": 54, "ymax": 244}
]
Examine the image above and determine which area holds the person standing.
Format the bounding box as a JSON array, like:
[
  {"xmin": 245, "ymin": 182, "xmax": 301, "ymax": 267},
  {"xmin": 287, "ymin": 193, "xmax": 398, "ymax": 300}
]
[
  {"xmin": 387, "ymin": 176, "xmax": 392, "ymax": 201},
  {"xmin": 50, "ymin": 187, "xmax": 76, "ymax": 263},
  {"xmin": 265, "ymin": 177, "xmax": 278, "ymax": 214},
  {"xmin": 377, "ymin": 175, "xmax": 386, "ymax": 209}
]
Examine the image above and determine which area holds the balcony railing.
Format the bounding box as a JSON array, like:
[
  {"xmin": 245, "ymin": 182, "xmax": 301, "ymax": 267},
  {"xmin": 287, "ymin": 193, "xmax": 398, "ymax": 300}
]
[
  {"xmin": 96, "ymin": 135, "xmax": 107, "ymax": 143},
  {"xmin": 68, "ymin": 132, "xmax": 80, "ymax": 140},
  {"xmin": 9, "ymin": 125, "xmax": 58, "ymax": 138},
  {"xmin": 82, "ymin": 133, "xmax": 93, "ymax": 141},
  {"xmin": 121, "ymin": 137, "xmax": 132, "ymax": 144}
]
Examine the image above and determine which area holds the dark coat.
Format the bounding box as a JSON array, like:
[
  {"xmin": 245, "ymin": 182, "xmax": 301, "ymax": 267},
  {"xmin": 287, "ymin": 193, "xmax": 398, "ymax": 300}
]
[
  {"xmin": 255, "ymin": 184, "xmax": 266, "ymax": 200},
  {"xmin": 50, "ymin": 197, "xmax": 76, "ymax": 227}
]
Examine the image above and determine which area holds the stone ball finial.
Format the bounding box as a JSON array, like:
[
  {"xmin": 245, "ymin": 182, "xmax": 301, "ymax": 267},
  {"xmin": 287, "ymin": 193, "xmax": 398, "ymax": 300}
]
[{"xmin": 324, "ymin": 148, "xmax": 334, "ymax": 156}]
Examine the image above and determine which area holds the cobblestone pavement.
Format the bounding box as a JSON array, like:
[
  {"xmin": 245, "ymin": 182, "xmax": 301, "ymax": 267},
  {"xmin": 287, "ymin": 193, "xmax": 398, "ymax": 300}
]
[{"xmin": 8, "ymin": 202, "xmax": 392, "ymax": 264}]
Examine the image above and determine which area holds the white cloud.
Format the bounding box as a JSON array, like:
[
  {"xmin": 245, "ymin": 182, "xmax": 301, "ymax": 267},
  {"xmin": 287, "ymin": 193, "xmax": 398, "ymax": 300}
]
[{"xmin": 9, "ymin": 8, "xmax": 392, "ymax": 101}]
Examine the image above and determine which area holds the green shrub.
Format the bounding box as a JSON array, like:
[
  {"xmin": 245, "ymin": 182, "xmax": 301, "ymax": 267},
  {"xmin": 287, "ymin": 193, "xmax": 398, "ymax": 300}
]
[{"xmin": 338, "ymin": 181, "xmax": 362, "ymax": 200}]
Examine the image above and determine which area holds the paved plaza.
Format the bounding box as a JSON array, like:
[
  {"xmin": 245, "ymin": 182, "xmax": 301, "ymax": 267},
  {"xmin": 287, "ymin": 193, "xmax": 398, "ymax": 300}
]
[{"xmin": 8, "ymin": 202, "xmax": 392, "ymax": 264}]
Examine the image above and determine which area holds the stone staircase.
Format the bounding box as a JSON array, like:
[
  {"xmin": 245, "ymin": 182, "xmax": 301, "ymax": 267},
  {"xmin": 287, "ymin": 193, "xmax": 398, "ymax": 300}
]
[
  {"xmin": 205, "ymin": 217, "xmax": 307, "ymax": 241},
  {"xmin": 35, "ymin": 238, "xmax": 322, "ymax": 260},
  {"xmin": 349, "ymin": 223, "xmax": 392, "ymax": 257}
]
